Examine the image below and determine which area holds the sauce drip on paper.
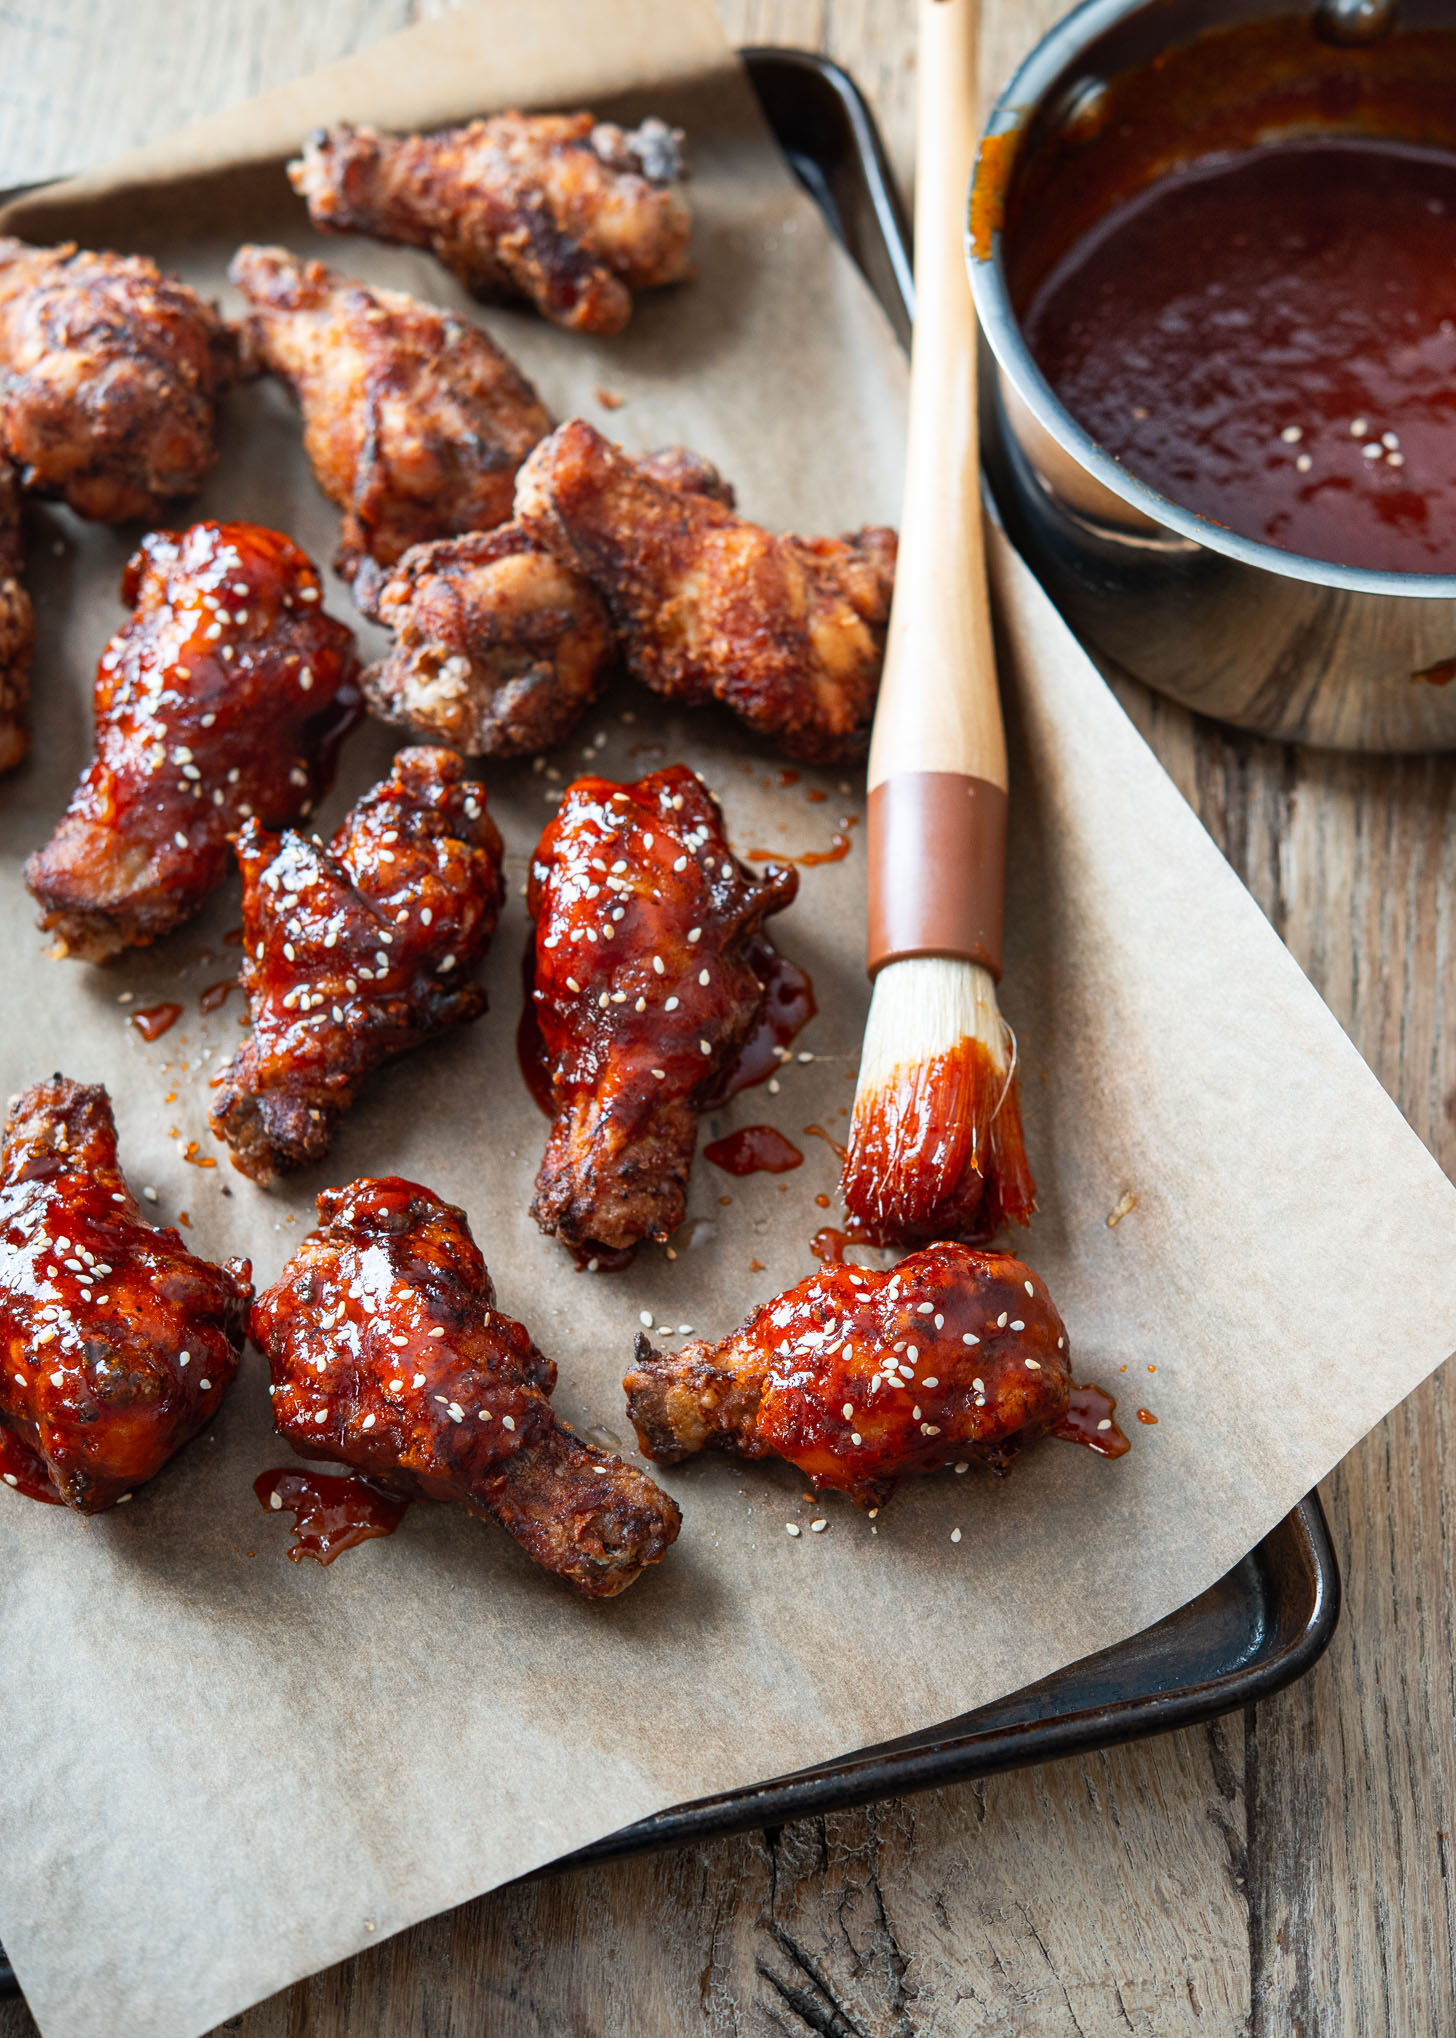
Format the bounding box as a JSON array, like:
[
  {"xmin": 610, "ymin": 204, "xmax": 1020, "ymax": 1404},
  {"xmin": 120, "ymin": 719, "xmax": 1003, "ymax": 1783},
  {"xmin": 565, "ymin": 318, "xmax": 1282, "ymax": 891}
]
[
  {"xmin": 1054, "ymin": 1383, "xmax": 1131, "ymax": 1458},
  {"xmin": 254, "ymin": 1467, "xmax": 409, "ymax": 1564}
]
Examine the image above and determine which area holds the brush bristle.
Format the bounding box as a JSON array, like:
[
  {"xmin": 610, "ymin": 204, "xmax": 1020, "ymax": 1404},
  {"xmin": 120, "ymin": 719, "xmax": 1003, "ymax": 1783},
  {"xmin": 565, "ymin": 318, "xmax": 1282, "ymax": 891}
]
[{"xmin": 843, "ymin": 956, "xmax": 1035, "ymax": 1246}]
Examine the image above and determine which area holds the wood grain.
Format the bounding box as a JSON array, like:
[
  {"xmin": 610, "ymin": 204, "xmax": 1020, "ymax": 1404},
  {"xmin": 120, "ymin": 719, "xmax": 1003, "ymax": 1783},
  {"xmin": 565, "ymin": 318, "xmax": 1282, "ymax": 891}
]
[{"xmin": 1, "ymin": 2, "xmax": 1453, "ymax": 2035}]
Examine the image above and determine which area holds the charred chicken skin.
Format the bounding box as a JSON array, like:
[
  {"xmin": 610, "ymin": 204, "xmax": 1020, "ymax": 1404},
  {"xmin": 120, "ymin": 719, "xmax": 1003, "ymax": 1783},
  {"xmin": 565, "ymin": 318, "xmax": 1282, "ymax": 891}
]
[
  {"xmin": 355, "ymin": 445, "xmax": 734, "ymax": 759},
  {"xmin": 289, "ymin": 112, "xmax": 692, "ymax": 337},
  {"xmin": 625, "ymin": 1243, "xmax": 1071, "ymax": 1508},
  {"xmin": 529, "ymin": 764, "xmax": 797, "ymax": 1262},
  {"xmin": 514, "ymin": 420, "xmax": 897, "ymax": 762},
  {"xmin": 209, "ymin": 747, "xmax": 505, "ymax": 1183},
  {"xmin": 230, "ymin": 245, "xmax": 551, "ymax": 577},
  {"xmin": 0, "ymin": 237, "xmax": 239, "ymax": 522},
  {"xmin": 0, "ymin": 457, "xmax": 34, "ymax": 772},
  {"xmin": 25, "ymin": 520, "xmax": 361, "ymax": 963},
  {"xmin": 253, "ymin": 1175, "xmax": 681, "ymax": 1596},
  {"xmin": 0, "ymin": 1078, "xmax": 251, "ymax": 1513}
]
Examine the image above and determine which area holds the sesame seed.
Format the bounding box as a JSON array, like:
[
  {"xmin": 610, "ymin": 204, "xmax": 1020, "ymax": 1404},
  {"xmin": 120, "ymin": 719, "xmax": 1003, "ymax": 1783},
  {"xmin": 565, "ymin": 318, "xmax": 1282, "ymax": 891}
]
[
  {"xmin": 906, "ymin": 1345, "xmax": 918, "ymax": 1361},
  {"xmin": 1024, "ymin": 1281, "xmax": 1034, "ymax": 1296},
  {"xmin": 664, "ymin": 996, "xmax": 679, "ymax": 1011},
  {"xmin": 143, "ymin": 1187, "xmax": 158, "ymax": 1202},
  {"xmin": 1097, "ymin": 1418, "xmax": 1112, "ymax": 1431},
  {"xmin": 447, "ymin": 1403, "xmax": 464, "ymax": 1423},
  {"xmin": 950, "ymin": 1527, "xmax": 962, "ymax": 1543},
  {"xmin": 954, "ymin": 1461, "xmax": 969, "ymax": 1474},
  {"xmin": 412, "ymin": 1373, "xmax": 426, "ymax": 1387},
  {"xmin": 1389, "ymin": 451, "xmax": 1406, "ymax": 467},
  {"xmin": 269, "ymin": 1491, "xmax": 283, "ymax": 1510},
  {"xmin": 1351, "ymin": 417, "xmax": 1368, "ymax": 437},
  {"xmin": 566, "ymin": 977, "xmax": 581, "ymax": 993},
  {"xmin": 501, "ymin": 1414, "xmax": 516, "ymax": 1431},
  {"xmin": 639, "ymin": 1310, "xmax": 653, "ymax": 1326},
  {"xmin": 299, "ymin": 667, "xmax": 314, "ymax": 690},
  {"xmin": 1057, "ymin": 1335, "xmax": 1065, "ymax": 1350},
  {"xmin": 652, "ymin": 955, "xmax": 664, "ymax": 974},
  {"xmin": 997, "ymin": 1312, "xmax": 1008, "ymax": 1328},
  {"xmin": 179, "ymin": 1351, "xmax": 190, "ymax": 1367},
  {"xmin": 912, "ymin": 1404, "xmax": 922, "ymax": 1420},
  {"xmin": 362, "ymin": 1413, "xmax": 376, "ymax": 1430},
  {"xmin": 1363, "ymin": 441, "xmax": 1383, "ymax": 461},
  {"xmin": 1025, "ymin": 1357, "xmax": 1041, "ymax": 1370},
  {"xmin": 49, "ymin": 1369, "xmax": 63, "ymax": 1385},
  {"xmin": 314, "ymin": 1410, "xmax": 328, "ymax": 1424},
  {"xmin": 785, "ymin": 1522, "xmax": 801, "ymax": 1536},
  {"xmin": 768, "ymin": 1078, "xmax": 780, "ymax": 1093},
  {"xmin": 810, "ymin": 1518, "xmax": 827, "ymax": 1532},
  {"xmin": 1280, "ymin": 424, "xmax": 1303, "ymax": 443},
  {"xmin": 478, "ymin": 1410, "xmax": 493, "ymax": 1422},
  {"xmin": 923, "ymin": 1376, "xmax": 939, "ymax": 1388},
  {"xmin": 643, "ymin": 832, "xmax": 654, "ymax": 847},
  {"xmin": 1296, "ymin": 452, "xmax": 1313, "ymax": 472},
  {"xmin": 1011, "ymin": 1319, "xmax": 1025, "ymax": 1332},
  {"xmin": 699, "ymin": 1040, "xmax": 711, "ymax": 1055},
  {"xmin": 851, "ymin": 1431, "xmax": 862, "ymax": 1444},
  {"xmin": 173, "ymin": 831, "xmax": 188, "ymax": 849},
  {"xmin": 388, "ymin": 1379, "xmax": 403, "ymax": 1392},
  {"xmin": 687, "ymin": 927, "xmax": 701, "ymax": 943}
]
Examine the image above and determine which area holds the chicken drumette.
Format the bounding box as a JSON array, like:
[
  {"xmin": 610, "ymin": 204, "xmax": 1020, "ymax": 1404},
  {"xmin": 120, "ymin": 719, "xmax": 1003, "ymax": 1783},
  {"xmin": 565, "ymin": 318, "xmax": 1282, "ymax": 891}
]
[
  {"xmin": 515, "ymin": 420, "xmax": 897, "ymax": 762},
  {"xmin": 625, "ymin": 1243, "xmax": 1072, "ymax": 1508},
  {"xmin": 529, "ymin": 764, "xmax": 797, "ymax": 1263},
  {"xmin": 253, "ymin": 1176, "xmax": 681, "ymax": 1596},
  {"xmin": 354, "ymin": 445, "xmax": 733, "ymax": 758},
  {"xmin": 0, "ymin": 1077, "xmax": 251, "ymax": 1513},
  {"xmin": 210, "ymin": 747, "xmax": 505, "ymax": 1183},
  {"xmin": 0, "ymin": 237, "xmax": 239, "ymax": 522},
  {"xmin": 26, "ymin": 520, "xmax": 360, "ymax": 963},
  {"xmin": 230, "ymin": 246, "xmax": 550, "ymax": 578},
  {"xmin": 0, "ymin": 457, "xmax": 34, "ymax": 773},
  {"xmin": 289, "ymin": 112, "xmax": 692, "ymax": 337}
]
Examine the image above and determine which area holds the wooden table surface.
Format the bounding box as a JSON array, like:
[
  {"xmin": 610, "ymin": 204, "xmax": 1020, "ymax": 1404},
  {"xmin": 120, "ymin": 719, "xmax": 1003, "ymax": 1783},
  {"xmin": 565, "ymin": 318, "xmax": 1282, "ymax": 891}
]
[{"xmin": 2, "ymin": 3, "xmax": 1454, "ymax": 2033}]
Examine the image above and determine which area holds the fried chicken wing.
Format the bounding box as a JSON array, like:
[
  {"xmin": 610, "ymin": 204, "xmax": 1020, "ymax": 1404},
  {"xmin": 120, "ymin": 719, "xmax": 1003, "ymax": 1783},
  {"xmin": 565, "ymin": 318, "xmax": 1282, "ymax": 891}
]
[
  {"xmin": 0, "ymin": 1077, "xmax": 251, "ymax": 1513},
  {"xmin": 625, "ymin": 1243, "xmax": 1071, "ymax": 1508},
  {"xmin": 253, "ymin": 1175, "xmax": 681, "ymax": 1595},
  {"xmin": 0, "ymin": 237, "xmax": 239, "ymax": 522},
  {"xmin": 514, "ymin": 420, "xmax": 897, "ymax": 762},
  {"xmin": 528, "ymin": 764, "xmax": 797, "ymax": 1263},
  {"xmin": 0, "ymin": 457, "xmax": 34, "ymax": 772},
  {"xmin": 289, "ymin": 113, "xmax": 692, "ymax": 337},
  {"xmin": 354, "ymin": 445, "xmax": 734, "ymax": 758},
  {"xmin": 230, "ymin": 245, "xmax": 550, "ymax": 577},
  {"xmin": 210, "ymin": 747, "xmax": 505, "ymax": 1183},
  {"xmin": 26, "ymin": 520, "xmax": 361, "ymax": 963}
]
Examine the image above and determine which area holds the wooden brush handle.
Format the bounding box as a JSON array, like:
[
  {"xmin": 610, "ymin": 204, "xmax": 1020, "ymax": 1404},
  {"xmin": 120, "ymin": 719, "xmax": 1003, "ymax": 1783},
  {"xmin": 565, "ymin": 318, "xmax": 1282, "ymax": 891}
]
[{"xmin": 866, "ymin": 0, "xmax": 1007, "ymax": 979}]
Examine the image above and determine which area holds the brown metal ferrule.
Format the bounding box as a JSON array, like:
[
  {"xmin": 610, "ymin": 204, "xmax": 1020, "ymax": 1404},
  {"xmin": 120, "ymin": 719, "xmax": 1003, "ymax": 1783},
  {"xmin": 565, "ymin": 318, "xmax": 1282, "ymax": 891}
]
[{"xmin": 866, "ymin": 770, "xmax": 1007, "ymax": 979}]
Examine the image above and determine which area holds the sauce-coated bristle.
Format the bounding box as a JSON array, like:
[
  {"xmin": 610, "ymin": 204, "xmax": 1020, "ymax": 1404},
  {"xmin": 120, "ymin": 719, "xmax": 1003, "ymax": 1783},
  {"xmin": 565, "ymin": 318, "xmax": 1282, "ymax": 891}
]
[{"xmin": 843, "ymin": 957, "xmax": 1035, "ymax": 1246}]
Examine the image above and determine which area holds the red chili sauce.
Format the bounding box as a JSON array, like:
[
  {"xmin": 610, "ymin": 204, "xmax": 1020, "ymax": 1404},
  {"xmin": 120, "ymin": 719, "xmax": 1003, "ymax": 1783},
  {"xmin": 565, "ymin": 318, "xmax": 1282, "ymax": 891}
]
[{"xmin": 1003, "ymin": 17, "xmax": 1456, "ymax": 574}]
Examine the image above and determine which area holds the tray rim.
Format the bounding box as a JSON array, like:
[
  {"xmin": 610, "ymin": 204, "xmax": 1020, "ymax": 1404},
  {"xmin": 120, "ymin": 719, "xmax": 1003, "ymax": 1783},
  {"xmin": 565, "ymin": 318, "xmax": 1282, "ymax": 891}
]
[{"xmin": 0, "ymin": 39, "xmax": 1342, "ymax": 2001}]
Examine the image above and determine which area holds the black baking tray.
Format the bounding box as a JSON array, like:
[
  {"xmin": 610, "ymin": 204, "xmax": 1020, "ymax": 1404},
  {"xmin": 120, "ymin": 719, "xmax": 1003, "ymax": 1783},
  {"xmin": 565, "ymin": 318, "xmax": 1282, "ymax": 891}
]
[{"xmin": 0, "ymin": 45, "xmax": 1339, "ymax": 2004}]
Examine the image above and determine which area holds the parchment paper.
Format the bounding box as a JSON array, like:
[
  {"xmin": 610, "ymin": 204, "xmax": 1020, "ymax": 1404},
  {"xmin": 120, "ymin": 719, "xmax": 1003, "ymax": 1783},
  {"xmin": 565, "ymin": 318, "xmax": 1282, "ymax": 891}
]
[{"xmin": 1, "ymin": 5, "xmax": 1455, "ymax": 2034}]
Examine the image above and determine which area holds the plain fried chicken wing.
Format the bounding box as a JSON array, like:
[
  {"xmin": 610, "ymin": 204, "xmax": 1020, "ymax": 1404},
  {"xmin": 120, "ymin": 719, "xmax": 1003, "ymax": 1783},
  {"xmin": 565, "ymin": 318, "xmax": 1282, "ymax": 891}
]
[
  {"xmin": 0, "ymin": 237, "xmax": 239, "ymax": 522},
  {"xmin": 354, "ymin": 444, "xmax": 735, "ymax": 759},
  {"xmin": 289, "ymin": 113, "xmax": 692, "ymax": 336},
  {"xmin": 209, "ymin": 747, "xmax": 505, "ymax": 1183},
  {"xmin": 253, "ymin": 1175, "xmax": 681, "ymax": 1596},
  {"xmin": 0, "ymin": 457, "xmax": 34, "ymax": 773},
  {"xmin": 25, "ymin": 520, "xmax": 360, "ymax": 963},
  {"xmin": 0, "ymin": 1077, "xmax": 251, "ymax": 1513},
  {"xmin": 514, "ymin": 420, "xmax": 897, "ymax": 762},
  {"xmin": 624, "ymin": 1243, "xmax": 1071, "ymax": 1508},
  {"xmin": 230, "ymin": 245, "xmax": 550, "ymax": 577},
  {"xmin": 528, "ymin": 764, "xmax": 797, "ymax": 1263}
]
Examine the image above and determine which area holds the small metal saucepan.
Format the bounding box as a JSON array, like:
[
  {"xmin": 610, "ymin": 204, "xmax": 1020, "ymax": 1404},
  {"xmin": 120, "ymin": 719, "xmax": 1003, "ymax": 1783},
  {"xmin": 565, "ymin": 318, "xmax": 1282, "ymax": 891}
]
[{"xmin": 968, "ymin": 0, "xmax": 1456, "ymax": 751}]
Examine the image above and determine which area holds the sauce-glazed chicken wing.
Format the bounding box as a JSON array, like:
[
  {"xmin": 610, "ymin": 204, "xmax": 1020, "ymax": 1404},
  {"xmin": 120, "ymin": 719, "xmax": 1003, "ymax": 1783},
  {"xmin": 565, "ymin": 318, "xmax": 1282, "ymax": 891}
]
[
  {"xmin": 354, "ymin": 445, "xmax": 734, "ymax": 759},
  {"xmin": 0, "ymin": 457, "xmax": 34, "ymax": 773},
  {"xmin": 0, "ymin": 238, "xmax": 239, "ymax": 522},
  {"xmin": 514, "ymin": 420, "xmax": 897, "ymax": 762},
  {"xmin": 289, "ymin": 113, "xmax": 692, "ymax": 337},
  {"xmin": 625, "ymin": 1243, "xmax": 1071, "ymax": 1508},
  {"xmin": 253, "ymin": 1176, "xmax": 681, "ymax": 1596},
  {"xmin": 0, "ymin": 1077, "xmax": 251, "ymax": 1513},
  {"xmin": 25, "ymin": 520, "xmax": 360, "ymax": 963},
  {"xmin": 230, "ymin": 246, "xmax": 550, "ymax": 578},
  {"xmin": 210, "ymin": 746, "xmax": 505, "ymax": 1183},
  {"xmin": 529, "ymin": 764, "xmax": 797, "ymax": 1264}
]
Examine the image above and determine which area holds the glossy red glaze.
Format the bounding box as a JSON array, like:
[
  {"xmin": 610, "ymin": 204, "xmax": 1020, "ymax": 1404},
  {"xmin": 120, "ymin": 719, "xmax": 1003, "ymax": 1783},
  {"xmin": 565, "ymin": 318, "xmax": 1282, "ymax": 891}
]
[
  {"xmin": 809, "ymin": 1225, "xmax": 847, "ymax": 1266},
  {"xmin": 1023, "ymin": 140, "xmax": 1456, "ymax": 573},
  {"xmin": 130, "ymin": 1002, "xmax": 182, "ymax": 1041},
  {"xmin": 749, "ymin": 819, "xmax": 856, "ymax": 867},
  {"xmin": 0, "ymin": 1077, "xmax": 251, "ymax": 1512},
  {"xmin": 803, "ymin": 1122, "xmax": 847, "ymax": 1162},
  {"xmin": 1137, "ymin": 1407, "xmax": 1158, "ymax": 1425},
  {"xmin": 703, "ymin": 1125, "xmax": 803, "ymax": 1176},
  {"xmin": 26, "ymin": 521, "xmax": 361, "ymax": 958},
  {"xmin": 199, "ymin": 979, "xmax": 237, "ymax": 1013},
  {"xmin": 254, "ymin": 1465, "xmax": 409, "ymax": 1564},
  {"xmin": 1055, "ymin": 1382, "xmax": 1132, "ymax": 1459},
  {"xmin": 0, "ymin": 1422, "xmax": 64, "ymax": 1503}
]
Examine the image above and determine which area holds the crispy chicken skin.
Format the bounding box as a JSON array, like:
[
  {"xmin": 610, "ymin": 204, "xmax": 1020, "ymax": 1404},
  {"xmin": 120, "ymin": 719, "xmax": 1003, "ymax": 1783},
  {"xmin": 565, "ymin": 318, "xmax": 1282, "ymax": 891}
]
[
  {"xmin": 230, "ymin": 245, "xmax": 550, "ymax": 577},
  {"xmin": 25, "ymin": 521, "xmax": 361, "ymax": 963},
  {"xmin": 0, "ymin": 457, "xmax": 34, "ymax": 773},
  {"xmin": 514, "ymin": 420, "xmax": 897, "ymax": 762},
  {"xmin": 625, "ymin": 1243, "xmax": 1071, "ymax": 1508},
  {"xmin": 0, "ymin": 1078, "xmax": 251, "ymax": 1513},
  {"xmin": 209, "ymin": 747, "xmax": 505, "ymax": 1183},
  {"xmin": 528, "ymin": 764, "xmax": 797, "ymax": 1262},
  {"xmin": 0, "ymin": 237, "xmax": 239, "ymax": 522},
  {"xmin": 354, "ymin": 445, "xmax": 734, "ymax": 758},
  {"xmin": 289, "ymin": 113, "xmax": 692, "ymax": 337},
  {"xmin": 253, "ymin": 1175, "xmax": 682, "ymax": 1596}
]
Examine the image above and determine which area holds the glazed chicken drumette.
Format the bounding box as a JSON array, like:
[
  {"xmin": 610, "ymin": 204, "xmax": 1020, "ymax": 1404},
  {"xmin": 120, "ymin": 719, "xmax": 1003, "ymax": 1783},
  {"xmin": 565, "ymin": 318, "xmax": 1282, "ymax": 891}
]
[
  {"xmin": 0, "ymin": 237, "xmax": 240, "ymax": 522},
  {"xmin": 355, "ymin": 445, "xmax": 734, "ymax": 758},
  {"xmin": 231, "ymin": 246, "xmax": 550, "ymax": 578},
  {"xmin": 289, "ymin": 112, "xmax": 692, "ymax": 336},
  {"xmin": 528, "ymin": 764, "xmax": 797, "ymax": 1264},
  {"xmin": 253, "ymin": 1176, "xmax": 681, "ymax": 1596},
  {"xmin": 625, "ymin": 1243, "xmax": 1072, "ymax": 1508},
  {"xmin": 25, "ymin": 520, "xmax": 360, "ymax": 962},
  {"xmin": 514, "ymin": 420, "xmax": 897, "ymax": 762},
  {"xmin": 210, "ymin": 747, "xmax": 505, "ymax": 1183},
  {"xmin": 0, "ymin": 457, "xmax": 34, "ymax": 773},
  {"xmin": 0, "ymin": 1078, "xmax": 251, "ymax": 1513}
]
